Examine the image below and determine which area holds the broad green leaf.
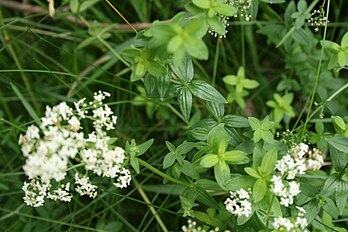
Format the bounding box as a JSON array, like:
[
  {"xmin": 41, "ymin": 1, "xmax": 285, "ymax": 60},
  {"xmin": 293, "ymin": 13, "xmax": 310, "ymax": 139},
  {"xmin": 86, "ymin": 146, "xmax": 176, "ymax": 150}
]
[
  {"xmin": 321, "ymin": 40, "xmax": 340, "ymax": 52},
  {"xmin": 327, "ymin": 137, "xmax": 348, "ymax": 153},
  {"xmin": 316, "ymin": 121, "xmax": 324, "ymax": 134},
  {"xmin": 192, "ymin": 0, "xmax": 210, "ymax": 9},
  {"xmin": 253, "ymin": 130, "xmax": 262, "ymax": 143},
  {"xmin": 214, "ymin": 160, "xmax": 230, "ymax": 187},
  {"xmin": 332, "ymin": 116, "xmax": 346, "ymax": 132},
  {"xmin": 70, "ymin": 0, "xmax": 79, "ymax": 13},
  {"xmin": 178, "ymin": 88, "xmax": 192, "ymax": 122},
  {"xmin": 322, "ymin": 197, "xmax": 339, "ymax": 219},
  {"xmin": 328, "ymin": 146, "xmax": 348, "ymax": 172},
  {"xmin": 168, "ymin": 35, "xmax": 183, "ymax": 53},
  {"xmin": 130, "ymin": 154, "xmax": 140, "ymax": 173},
  {"xmin": 305, "ymin": 199, "xmax": 321, "ymax": 223},
  {"xmin": 154, "ymin": 73, "xmax": 171, "ymax": 97},
  {"xmin": 244, "ymin": 167, "xmax": 261, "ymax": 178},
  {"xmin": 336, "ymin": 181, "xmax": 348, "ymax": 214},
  {"xmin": 177, "ymin": 141, "xmax": 195, "ymax": 155},
  {"xmin": 223, "ymin": 115, "xmax": 249, "ymax": 128},
  {"xmin": 206, "ymin": 102, "xmax": 225, "ymax": 120},
  {"xmin": 200, "ymin": 154, "xmax": 219, "ymax": 168},
  {"xmin": 242, "ymin": 79, "xmax": 259, "ymax": 89},
  {"xmin": 194, "ymin": 211, "xmax": 222, "ymax": 227},
  {"xmin": 223, "ymin": 150, "xmax": 249, "ymax": 164},
  {"xmin": 253, "ymin": 178, "xmax": 267, "ymax": 202},
  {"xmin": 225, "ymin": 175, "xmax": 255, "ymax": 191},
  {"xmin": 260, "ymin": 149, "xmax": 277, "ymax": 176},
  {"xmin": 163, "ymin": 153, "xmax": 176, "ymax": 169},
  {"xmin": 207, "ymin": 16, "xmax": 225, "ymax": 35},
  {"xmin": 207, "ymin": 124, "xmax": 229, "ymax": 154},
  {"xmin": 182, "ymin": 160, "xmax": 198, "ymax": 179},
  {"xmin": 248, "ymin": 117, "xmax": 261, "ymax": 130},
  {"xmin": 190, "ymin": 80, "xmax": 227, "ymax": 103},
  {"xmin": 184, "ymin": 37, "xmax": 209, "ymax": 60},
  {"xmin": 137, "ymin": 139, "xmax": 154, "ymax": 155},
  {"xmin": 147, "ymin": 60, "xmax": 167, "ymax": 77},
  {"xmin": 341, "ymin": 32, "xmax": 348, "ymax": 47},
  {"xmin": 170, "ymin": 56, "xmax": 194, "ymax": 82},
  {"xmin": 213, "ymin": 4, "xmax": 237, "ymax": 16},
  {"xmin": 196, "ymin": 186, "xmax": 222, "ymax": 210},
  {"xmin": 261, "ymin": 130, "xmax": 274, "ymax": 143},
  {"xmin": 185, "ymin": 16, "xmax": 208, "ymax": 38},
  {"xmin": 337, "ymin": 51, "xmax": 347, "ymax": 67},
  {"xmin": 222, "ymin": 75, "xmax": 238, "ymax": 86},
  {"xmin": 80, "ymin": 0, "xmax": 100, "ymax": 12},
  {"xmin": 297, "ymin": 0, "xmax": 307, "ymax": 12}
]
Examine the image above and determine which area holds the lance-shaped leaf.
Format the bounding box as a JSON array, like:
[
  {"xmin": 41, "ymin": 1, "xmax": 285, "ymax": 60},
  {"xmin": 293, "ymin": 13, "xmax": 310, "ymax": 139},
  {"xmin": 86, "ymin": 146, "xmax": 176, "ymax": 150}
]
[
  {"xmin": 170, "ymin": 56, "xmax": 194, "ymax": 82},
  {"xmin": 222, "ymin": 150, "xmax": 249, "ymax": 164},
  {"xmin": 200, "ymin": 154, "xmax": 219, "ymax": 168},
  {"xmin": 214, "ymin": 160, "xmax": 230, "ymax": 187},
  {"xmin": 178, "ymin": 87, "xmax": 192, "ymax": 122},
  {"xmin": 207, "ymin": 124, "xmax": 229, "ymax": 154},
  {"xmin": 189, "ymin": 80, "xmax": 227, "ymax": 103}
]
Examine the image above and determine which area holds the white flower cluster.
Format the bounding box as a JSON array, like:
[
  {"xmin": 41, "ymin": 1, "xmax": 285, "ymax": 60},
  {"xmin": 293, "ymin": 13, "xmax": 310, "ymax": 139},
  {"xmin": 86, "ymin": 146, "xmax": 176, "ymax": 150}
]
[
  {"xmin": 229, "ymin": 0, "xmax": 252, "ymax": 21},
  {"xmin": 307, "ymin": 8, "xmax": 329, "ymax": 32},
  {"xmin": 23, "ymin": 180, "xmax": 72, "ymax": 207},
  {"xmin": 272, "ymin": 206, "xmax": 308, "ymax": 231},
  {"xmin": 20, "ymin": 91, "xmax": 131, "ymax": 207},
  {"xmin": 224, "ymin": 188, "xmax": 252, "ymax": 217},
  {"xmin": 271, "ymin": 143, "xmax": 323, "ymax": 207},
  {"xmin": 181, "ymin": 219, "xmax": 229, "ymax": 232},
  {"xmin": 74, "ymin": 174, "xmax": 98, "ymax": 198},
  {"xmin": 270, "ymin": 176, "xmax": 300, "ymax": 207}
]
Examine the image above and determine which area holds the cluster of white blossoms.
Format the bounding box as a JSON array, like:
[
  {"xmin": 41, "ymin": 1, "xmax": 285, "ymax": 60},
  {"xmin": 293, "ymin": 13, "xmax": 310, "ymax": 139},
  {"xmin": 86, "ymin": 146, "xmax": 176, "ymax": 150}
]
[
  {"xmin": 20, "ymin": 91, "xmax": 131, "ymax": 207},
  {"xmin": 307, "ymin": 8, "xmax": 329, "ymax": 32},
  {"xmin": 181, "ymin": 219, "xmax": 230, "ymax": 232},
  {"xmin": 229, "ymin": 0, "xmax": 252, "ymax": 21},
  {"xmin": 271, "ymin": 143, "xmax": 323, "ymax": 206},
  {"xmin": 224, "ymin": 188, "xmax": 252, "ymax": 218},
  {"xmin": 272, "ymin": 206, "xmax": 309, "ymax": 231}
]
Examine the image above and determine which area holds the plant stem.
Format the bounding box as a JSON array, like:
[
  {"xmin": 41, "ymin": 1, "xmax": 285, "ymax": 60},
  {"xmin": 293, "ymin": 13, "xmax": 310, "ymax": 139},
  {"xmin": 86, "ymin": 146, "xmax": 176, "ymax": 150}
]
[
  {"xmin": 97, "ymin": 36, "xmax": 130, "ymax": 67},
  {"xmin": 300, "ymin": 0, "xmax": 331, "ymax": 141},
  {"xmin": 132, "ymin": 178, "xmax": 169, "ymax": 232},
  {"xmin": 137, "ymin": 158, "xmax": 193, "ymax": 188}
]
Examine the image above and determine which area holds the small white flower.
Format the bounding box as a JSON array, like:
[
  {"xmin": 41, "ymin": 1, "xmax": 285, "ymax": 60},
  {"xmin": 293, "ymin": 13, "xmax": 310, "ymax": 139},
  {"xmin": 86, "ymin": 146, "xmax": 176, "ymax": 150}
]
[
  {"xmin": 22, "ymin": 179, "xmax": 50, "ymax": 207},
  {"xmin": 74, "ymin": 173, "xmax": 98, "ymax": 198},
  {"xmin": 224, "ymin": 188, "xmax": 252, "ymax": 217},
  {"xmin": 47, "ymin": 182, "xmax": 72, "ymax": 202}
]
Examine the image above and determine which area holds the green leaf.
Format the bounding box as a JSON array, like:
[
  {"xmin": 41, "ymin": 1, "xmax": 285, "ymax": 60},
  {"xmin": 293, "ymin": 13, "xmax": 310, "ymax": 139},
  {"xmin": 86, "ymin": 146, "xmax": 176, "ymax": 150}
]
[
  {"xmin": 190, "ymin": 80, "xmax": 227, "ymax": 103},
  {"xmin": 196, "ymin": 186, "xmax": 222, "ymax": 210},
  {"xmin": 327, "ymin": 137, "xmax": 348, "ymax": 153},
  {"xmin": 167, "ymin": 35, "xmax": 183, "ymax": 53},
  {"xmin": 178, "ymin": 88, "xmax": 192, "ymax": 122},
  {"xmin": 80, "ymin": 0, "xmax": 100, "ymax": 12},
  {"xmin": 328, "ymin": 146, "xmax": 348, "ymax": 172},
  {"xmin": 253, "ymin": 130, "xmax": 262, "ymax": 143},
  {"xmin": 70, "ymin": 0, "xmax": 79, "ymax": 13},
  {"xmin": 261, "ymin": 130, "xmax": 274, "ymax": 143},
  {"xmin": 207, "ymin": 124, "xmax": 229, "ymax": 154},
  {"xmin": 242, "ymin": 79, "xmax": 259, "ymax": 89},
  {"xmin": 206, "ymin": 101, "xmax": 225, "ymax": 120},
  {"xmin": 184, "ymin": 37, "xmax": 209, "ymax": 60},
  {"xmin": 260, "ymin": 149, "xmax": 277, "ymax": 176},
  {"xmin": 177, "ymin": 141, "xmax": 195, "ymax": 155},
  {"xmin": 182, "ymin": 160, "xmax": 198, "ymax": 179},
  {"xmin": 192, "ymin": 0, "xmax": 210, "ymax": 9},
  {"xmin": 316, "ymin": 121, "xmax": 324, "ymax": 134},
  {"xmin": 341, "ymin": 32, "xmax": 348, "ymax": 47},
  {"xmin": 223, "ymin": 150, "xmax": 249, "ymax": 164},
  {"xmin": 332, "ymin": 116, "xmax": 346, "ymax": 132},
  {"xmin": 225, "ymin": 175, "xmax": 255, "ymax": 191},
  {"xmin": 163, "ymin": 153, "xmax": 176, "ymax": 169},
  {"xmin": 305, "ymin": 199, "xmax": 321, "ymax": 223},
  {"xmin": 214, "ymin": 160, "xmax": 230, "ymax": 187},
  {"xmin": 338, "ymin": 51, "xmax": 347, "ymax": 67},
  {"xmin": 154, "ymin": 73, "xmax": 171, "ymax": 97},
  {"xmin": 214, "ymin": 4, "xmax": 237, "ymax": 16},
  {"xmin": 10, "ymin": 83, "xmax": 40, "ymax": 125},
  {"xmin": 322, "ymin": 197, "xmax": 339, "ymax": 219},
  {"xmin": 248, "ymin": 117, "xmax": 261, "ymax": 130},
  {"xmin": 223, "ymin": 115, "xmax": 249, "ymax": 128},
  {"xmin": 244, "ymin": 167, "xmax": 261, "ymax": 178},
  {"xmin": 200, "ymin": 154, "xmax": 219, "ymax": 168},
  {"xmin": 207, "ymin": 16, "xmax": 225, "ymax": 35},
  {"xmin": 170, "ymin": 56, "xmax": 194, "ymax": 82},
  {"xmin": 130, "ymin": 154, "xmax": 140, "ymax": 173},
  {"xmin": 137, "ymin": 139, "xmax": 154, "ymax": 155},
  {"xmin": 147, "ymin": 60, "xmax": 167, "ymax": 77},
  {"xmin": 253, "ymin": 178, "xmax": 267, "ymax": 202}
]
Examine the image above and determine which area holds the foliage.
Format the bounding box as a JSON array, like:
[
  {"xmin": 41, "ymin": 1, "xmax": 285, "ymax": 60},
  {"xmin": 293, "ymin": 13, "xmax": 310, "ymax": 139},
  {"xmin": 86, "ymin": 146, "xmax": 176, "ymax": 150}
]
[{"xmin": 1, "ymin": 0, "xmax": 348, "ymax": 231}]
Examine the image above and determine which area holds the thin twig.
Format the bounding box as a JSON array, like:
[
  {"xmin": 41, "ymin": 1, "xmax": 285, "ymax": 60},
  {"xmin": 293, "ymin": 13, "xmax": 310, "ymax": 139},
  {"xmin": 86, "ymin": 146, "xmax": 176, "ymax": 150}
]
[{"xmin": 0, "ymin": 0, "xmax": 155, "ymax": 30}]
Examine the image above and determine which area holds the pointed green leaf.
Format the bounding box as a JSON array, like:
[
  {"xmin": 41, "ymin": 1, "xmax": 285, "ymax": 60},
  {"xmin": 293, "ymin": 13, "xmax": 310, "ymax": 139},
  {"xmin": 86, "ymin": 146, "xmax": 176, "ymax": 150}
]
[
  {"xmin": 190, "ymin": 80, "xmax": 227, "ymax": 103},
  {"xmin": 163, "ymin": 153, "xmax": 176, "ymax": 169},
  {"xmin": 184, "ymin": 37, "xmax": 209, "ymax": 60},
  {"xmin": 207, "ymin": 16, "xmax": 225, "ymax": 35},
  {"xmin": 178, "ymin": 88, "xmax": 192, "ymax": 122},
  {"xmin": 248, "ymin": 117, "xmax": 261, "ymax": 130},
  {"xmin": 207, "ymin": 124, "xmax": 229, "ymax": 154},
  {"xmin": 260, "ymin": 149, "xmax": 277, "ymax": 176},
  {"xmin": 170, "ymin": 56, "xmax": 194, "ymax": 82},
  {"xmin": 341, "ymin": 32, "xmax": 348, "ymax": 47},
  {"xmin": 214, "ymin": 160, "xmax": 230, "ymax": 187},
  {"xmin": 253, "ymin": 178, "xmax": 267, "ymax": 202},
  {"xmin": 137, "ymin": 139, "xmax": 154, "ymax": 156},
  {"xmin": 196, "ymin": 186, "xmax": 222, "ymax": 210},
  {"xmin": 192, "ymin": 0, "xmax": 210, "ymax": 9},
  {"xmin": 223, "ymin": 150, "xmax": 249, "ymax": 164},
  {"xmin": 213, "ymin": 3, "xmax": 237, "ymax": 16},
  {"xmin": 200, "ymin": 154, "xmax": 219, "ymax": 168},
  {"xmin": 244, "ymin": 167, "xmax": 261, "ymax": 178}
]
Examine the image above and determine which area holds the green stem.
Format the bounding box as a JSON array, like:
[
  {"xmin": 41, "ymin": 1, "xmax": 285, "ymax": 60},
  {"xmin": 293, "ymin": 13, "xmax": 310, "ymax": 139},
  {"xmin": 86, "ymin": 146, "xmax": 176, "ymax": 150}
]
[
  {"xmin": 164, "ymin": 102, "xmax": 188, "ymax": 124},
  {"xmin": 97, "ymin": 36, "xmax": 130, "ymax": 67},
  {"xmin": 132, "ymin": 178, "xmax": 169, "ymax": 232},
  {"xmin": 137, "ymin": 158, "xmax": 193, "ymax": 188},
  {"xmin": 212, "ymin": 38, "xmax": 220, "ymax": 87},
  {"xmin": 326, "ymin": 82, "xmax": 348, "ymax": 102},
  {"xmin": 300, "ymin": 0, "xmax": 331, "ymax": 141}
]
